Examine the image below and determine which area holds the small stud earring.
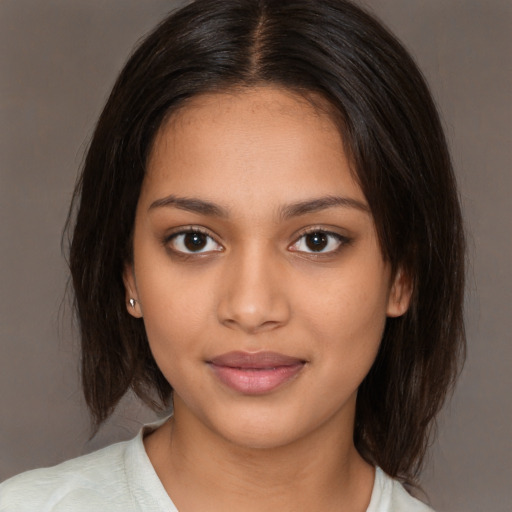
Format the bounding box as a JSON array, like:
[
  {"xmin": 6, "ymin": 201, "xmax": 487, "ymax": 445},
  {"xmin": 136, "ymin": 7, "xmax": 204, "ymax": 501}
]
[{"xmin": 129, "ymin": 298, "xmax": 137, "ymax": 308}]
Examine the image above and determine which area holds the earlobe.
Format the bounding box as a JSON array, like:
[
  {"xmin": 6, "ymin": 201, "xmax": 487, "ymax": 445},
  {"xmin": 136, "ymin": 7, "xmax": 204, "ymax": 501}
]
[
  {"xmin": 387, "ymin": 268, "xmax": 413, "ymax": 318},
  {"xmin": 123, "ymin": 264, "xmax": 143, "ymax": 318}
]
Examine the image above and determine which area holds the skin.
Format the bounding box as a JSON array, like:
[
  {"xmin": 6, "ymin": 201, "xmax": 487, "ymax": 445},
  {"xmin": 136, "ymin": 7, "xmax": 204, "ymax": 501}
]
[{"xmin": 124, "ymin": 87, "xmax": 411, "ymax": 512}]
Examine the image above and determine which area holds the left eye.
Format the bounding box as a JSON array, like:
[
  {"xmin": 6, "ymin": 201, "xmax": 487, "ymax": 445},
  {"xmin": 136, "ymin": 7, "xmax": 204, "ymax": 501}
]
[
  {"xmin": 290, "ymin": 231, "xmax": 345, "ymax": 254},
  {"xmin": 168, "ymin": 231, "xmax": 223, "ymax": 254}
]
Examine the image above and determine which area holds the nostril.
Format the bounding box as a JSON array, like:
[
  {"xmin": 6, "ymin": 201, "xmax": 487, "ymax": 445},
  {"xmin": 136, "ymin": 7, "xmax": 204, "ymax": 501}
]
[{"xmin": 218, "ymin": 299, "xmax": 290, "ymax": 333}]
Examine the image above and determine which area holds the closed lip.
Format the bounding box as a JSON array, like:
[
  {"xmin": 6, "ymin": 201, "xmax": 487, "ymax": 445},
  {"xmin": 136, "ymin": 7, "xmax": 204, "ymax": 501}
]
[
  {"xmin": 207, "ymin": 351, "xmax": 306, "ymax": 395},
  {"xmin": 208, "ymin": 351, "xmax": 305, "ymax": 369}
]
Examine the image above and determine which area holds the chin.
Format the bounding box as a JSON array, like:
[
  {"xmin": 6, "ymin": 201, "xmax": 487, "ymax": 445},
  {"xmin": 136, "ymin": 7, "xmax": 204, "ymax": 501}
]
[
  {"xmin": 204, "ymin": 402, "xmax": 333, "ymax": 452},
  {"xmin": 220, "ymin": 422, "xmax": 305, "ymax": 451}
]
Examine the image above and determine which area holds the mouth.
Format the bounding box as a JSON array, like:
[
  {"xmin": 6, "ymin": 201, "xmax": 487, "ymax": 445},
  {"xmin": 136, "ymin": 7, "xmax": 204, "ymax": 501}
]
[{"xmin": 207, "ymin": 351, "xmax": 306, "ymax": 395}]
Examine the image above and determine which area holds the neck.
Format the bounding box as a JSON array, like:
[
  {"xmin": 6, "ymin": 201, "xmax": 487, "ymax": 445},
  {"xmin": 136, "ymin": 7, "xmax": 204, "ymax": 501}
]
[{"xmin": 145, "ymin": 397, "xmax": 375, "ymax": 512}]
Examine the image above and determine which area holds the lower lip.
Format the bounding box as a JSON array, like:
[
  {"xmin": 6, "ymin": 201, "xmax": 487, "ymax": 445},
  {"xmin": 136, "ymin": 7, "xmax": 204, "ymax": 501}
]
[{"xmin": 208, "ymin": 363, "xmax": 305, "ymax": 395}]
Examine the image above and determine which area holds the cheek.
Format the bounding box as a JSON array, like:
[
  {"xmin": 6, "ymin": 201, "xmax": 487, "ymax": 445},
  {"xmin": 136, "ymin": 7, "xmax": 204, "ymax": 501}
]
[
  {"xmin": 135, "ymin": 261, "xmax": 216, "ymax": 367},
  {"xmin": 302, "ymin": 284, "xmax": 387, "ymax": 409},
  {"xmin": 295, "ymin": 260, "xmax": 390, "ymax": 367},
  {"xmin": 301, "ymin": 264, "xmax": 389, "ymax": 333}
]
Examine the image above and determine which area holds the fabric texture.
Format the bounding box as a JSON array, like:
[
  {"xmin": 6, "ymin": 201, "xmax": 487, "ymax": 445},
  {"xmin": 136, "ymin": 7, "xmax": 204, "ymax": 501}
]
[{"xmin": 0, "ymin": 421, "xmax": 433, "ymax": 512}]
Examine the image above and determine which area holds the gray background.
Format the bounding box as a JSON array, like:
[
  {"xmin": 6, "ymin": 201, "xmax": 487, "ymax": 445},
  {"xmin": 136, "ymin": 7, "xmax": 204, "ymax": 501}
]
[{"xmin": 0, "ymin": 1, "xmax": 510, "ymax": 511}]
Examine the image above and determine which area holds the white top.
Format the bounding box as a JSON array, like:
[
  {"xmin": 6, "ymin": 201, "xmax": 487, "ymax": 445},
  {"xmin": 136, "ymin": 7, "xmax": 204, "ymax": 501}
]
[{"xmin": 0, "ymin": 422, "xmax": 433, "ymax": 512}]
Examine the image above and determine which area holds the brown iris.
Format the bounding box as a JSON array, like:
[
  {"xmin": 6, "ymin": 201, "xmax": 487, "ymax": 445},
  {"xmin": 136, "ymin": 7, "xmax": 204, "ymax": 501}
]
[
  {"xmin": 305, "ymin": 232, "xmax": 328, "ymax": 251},
  {"xmin": 184, "ymin": 232, "xmax": 208, "ymax": 251}
]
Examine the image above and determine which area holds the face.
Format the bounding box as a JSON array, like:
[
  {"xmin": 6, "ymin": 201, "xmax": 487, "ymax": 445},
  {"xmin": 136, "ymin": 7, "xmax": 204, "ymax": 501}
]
[{"xmin": 125, "ymin": 87, "xmax": 409, "ymax": 450}]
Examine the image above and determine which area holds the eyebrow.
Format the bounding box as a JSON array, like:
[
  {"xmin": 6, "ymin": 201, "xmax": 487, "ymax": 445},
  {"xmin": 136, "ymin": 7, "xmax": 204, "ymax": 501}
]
[
  {"xmin": 148, "ymin": 194, "xmax": 369, "ymax": 218},
  {"xmin": 279, "ymin": 195, "xmax": 370, "ymax": 219},
  {"xmin": 148, "ymin": 195, "xmax": 229, "ymax": 217}
]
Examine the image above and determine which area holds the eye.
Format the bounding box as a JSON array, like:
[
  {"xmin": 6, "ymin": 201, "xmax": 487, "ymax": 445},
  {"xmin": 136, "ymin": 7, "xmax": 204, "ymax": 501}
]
[
  {"xmin": 167, "ymin": 230, "xmax": 223, "ymax": 254},
  {"xmin": 289, "ymin": 230, "xmax": 347, "ymax": 254}
]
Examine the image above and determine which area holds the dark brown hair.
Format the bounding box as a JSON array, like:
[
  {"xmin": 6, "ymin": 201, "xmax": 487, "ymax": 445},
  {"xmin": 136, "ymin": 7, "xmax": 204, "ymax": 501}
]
[{"xmin": 68, "ymin": 0, "xmax": 465, "ymax": 485}]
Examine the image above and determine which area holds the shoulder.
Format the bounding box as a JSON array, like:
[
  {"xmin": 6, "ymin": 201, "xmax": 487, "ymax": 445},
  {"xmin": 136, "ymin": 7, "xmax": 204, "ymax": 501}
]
[
  {"xmin": 368, "ymin": 468, "xmax": 435, "ymax": 512},
  {"xmin": 388, "ymin": 480, "xmax": 434, "ymax": 512},
  {"xmin": 0, "ymin": 440, "xmax": 134, "ymax": 512}
]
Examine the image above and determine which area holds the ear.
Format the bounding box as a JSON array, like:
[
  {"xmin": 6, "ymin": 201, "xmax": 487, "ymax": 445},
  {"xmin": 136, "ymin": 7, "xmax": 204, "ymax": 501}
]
[
  {"xmin": 387, "ymin": 267, "xmax": 413, "ymax": 318},
  {"xmin": 123, "ymin": 264, "xmax": 143, "ymax": 318}
]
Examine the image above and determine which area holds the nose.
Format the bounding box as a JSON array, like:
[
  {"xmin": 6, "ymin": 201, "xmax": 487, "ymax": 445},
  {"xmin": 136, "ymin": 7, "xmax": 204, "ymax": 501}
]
[{"xmin": 216, "ymin": 245, "xmax": 291, "ymax": 334}]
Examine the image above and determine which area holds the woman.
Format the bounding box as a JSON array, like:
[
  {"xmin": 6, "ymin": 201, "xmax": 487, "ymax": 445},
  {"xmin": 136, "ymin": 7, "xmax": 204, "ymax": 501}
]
[{"xmin": 0, "ymin": 1, "xmax": 465, "ymax": 510}]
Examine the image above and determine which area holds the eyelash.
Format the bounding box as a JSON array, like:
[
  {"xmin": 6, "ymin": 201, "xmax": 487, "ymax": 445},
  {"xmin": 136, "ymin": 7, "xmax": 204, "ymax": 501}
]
[
  {"xmin": 163, "ymin": 227, "xmax": 223, "ymax": 256},
  {"xmin": 163, "ymin": 227, "xmax": 351, "ymax": 257},
  {"xmin": 289, "ymin": 229, "xmax": 351, "ymax": 256}
]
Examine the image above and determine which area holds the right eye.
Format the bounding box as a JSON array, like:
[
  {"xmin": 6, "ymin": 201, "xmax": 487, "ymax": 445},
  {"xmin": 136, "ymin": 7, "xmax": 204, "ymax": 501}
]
[{"xmin": 167, "ymin": 230, "xmax": 223, "ymax": 254}]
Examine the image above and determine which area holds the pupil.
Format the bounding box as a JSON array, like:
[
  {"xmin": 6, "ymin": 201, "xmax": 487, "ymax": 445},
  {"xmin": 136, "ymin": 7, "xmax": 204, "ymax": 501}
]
[
  {"xmin": 184, "ymin": 233, "xmax": 207, "ymax": 251},
  {"xmin": 306, "ymin": 232, "xmax": 328, "ymax": 251}
]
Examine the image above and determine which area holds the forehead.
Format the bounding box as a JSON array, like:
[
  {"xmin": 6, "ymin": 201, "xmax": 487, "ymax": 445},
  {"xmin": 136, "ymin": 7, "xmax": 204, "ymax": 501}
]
[
  {"xmin": 142, "ymin": 86, "xmax": 365, "ymax": 210},
  {"xmin": 167, "ymin": 86, "xmax": 337, "ymax": 129}
]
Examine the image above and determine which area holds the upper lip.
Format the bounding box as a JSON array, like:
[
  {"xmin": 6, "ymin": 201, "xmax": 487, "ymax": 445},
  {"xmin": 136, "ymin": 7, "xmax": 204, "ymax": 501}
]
[{"xmin": 208, "ymin": 351, "xmax": 305, "ymax": 369}]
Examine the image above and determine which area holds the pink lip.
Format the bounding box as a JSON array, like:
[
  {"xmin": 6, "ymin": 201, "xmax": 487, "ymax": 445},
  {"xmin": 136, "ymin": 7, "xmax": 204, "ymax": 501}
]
[{"xmin": 207, "ymin": 351, "xmax": 306, "ymax": 395}]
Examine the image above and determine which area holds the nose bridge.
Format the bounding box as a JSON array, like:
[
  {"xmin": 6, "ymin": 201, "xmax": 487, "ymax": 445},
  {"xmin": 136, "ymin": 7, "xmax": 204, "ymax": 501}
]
[{"xmin": 217, "ymin": 241, "xmax": 290, "ymax": 333}]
